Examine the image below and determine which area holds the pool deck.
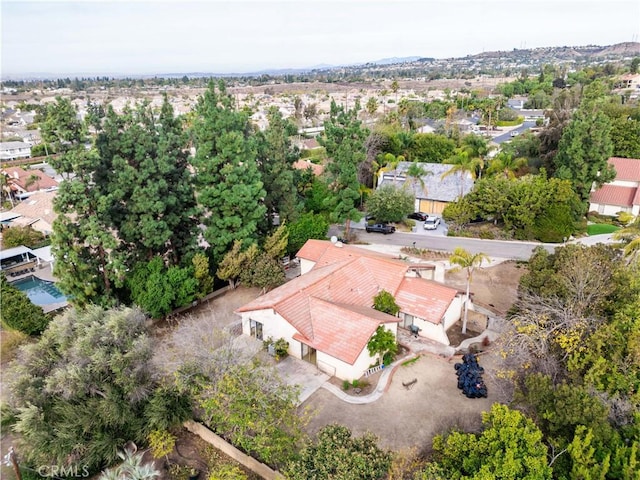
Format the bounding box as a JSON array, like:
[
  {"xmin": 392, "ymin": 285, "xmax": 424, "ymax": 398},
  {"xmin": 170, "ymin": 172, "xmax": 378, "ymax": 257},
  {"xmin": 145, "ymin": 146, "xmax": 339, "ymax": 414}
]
[
  {"xmin": 32, "ymin": 263, "xmax": 56, "ymax": 282},
  {"xmin": 9, "ymin": 263, "xmax": 69, "ymax": 313}
]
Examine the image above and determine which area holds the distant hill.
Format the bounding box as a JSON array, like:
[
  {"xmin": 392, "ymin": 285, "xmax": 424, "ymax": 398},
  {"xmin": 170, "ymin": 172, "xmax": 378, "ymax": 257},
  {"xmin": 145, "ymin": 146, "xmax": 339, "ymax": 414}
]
[
  {"xmin": 469, "ymin": 42, "xmax": 640, "ymax": 61},
  {"xmin": 367, "ymin": 56, "xmax": 423, "ymax": 65},
  {"xmin": 4, "ymin": 42, "xmax": 638, "ymax": 81}
]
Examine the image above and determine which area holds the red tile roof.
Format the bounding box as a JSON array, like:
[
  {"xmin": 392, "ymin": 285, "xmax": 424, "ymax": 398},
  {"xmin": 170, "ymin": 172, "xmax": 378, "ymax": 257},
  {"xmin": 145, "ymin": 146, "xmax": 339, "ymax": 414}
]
[
  {"xmin": 293, "ymin": 159, "xmax": 324, "ymax": 176},
  {"xmin": 395, "ymin": 277, "xmax": 458, "ymax": 324},
  {"xmin": 590, "ymin": 185, "xmax": 638, "ymax": 207},
  {"xmin": 3, "ymin": 166, "xmax": 58, "ymax": 192},
  {"xmin": 609, "ymin": 157, "xmax": 640, "ymax": 182},
  {"xmin": 237, "ymin": 240, "xmax": 459, "ymax": 365},
  {"xmin": 297, "ymin": 239, "xmax": 403, "ymax": 266},
  {"xmin": 293, "ymin": 299, "xmax": 399, "ymax": 365}
]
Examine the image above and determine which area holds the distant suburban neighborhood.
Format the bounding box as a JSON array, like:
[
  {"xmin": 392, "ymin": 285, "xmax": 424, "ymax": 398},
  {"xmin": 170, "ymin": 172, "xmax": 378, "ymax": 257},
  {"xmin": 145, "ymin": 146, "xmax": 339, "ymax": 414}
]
[{"xmin": 1, "ymin": 41, "xmax": 640, "ymax": 480}]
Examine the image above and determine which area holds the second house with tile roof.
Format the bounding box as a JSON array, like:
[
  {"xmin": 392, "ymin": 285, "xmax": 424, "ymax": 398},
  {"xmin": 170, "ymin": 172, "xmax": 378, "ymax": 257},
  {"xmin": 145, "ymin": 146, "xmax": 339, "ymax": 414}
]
[{"xmin": 236, "ymin": 239, "xmax": 464, "ymax": 381}]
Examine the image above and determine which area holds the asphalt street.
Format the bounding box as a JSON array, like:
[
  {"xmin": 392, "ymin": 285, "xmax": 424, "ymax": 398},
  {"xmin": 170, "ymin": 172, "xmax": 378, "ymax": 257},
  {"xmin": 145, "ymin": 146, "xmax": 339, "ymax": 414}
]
[
  {"xmin": 332, "ymin": 221, "xmax": 561, "ymax": 260},
  {"xmin": 491, "ymin": 120, "xmax": 537, "ymax": 144}
]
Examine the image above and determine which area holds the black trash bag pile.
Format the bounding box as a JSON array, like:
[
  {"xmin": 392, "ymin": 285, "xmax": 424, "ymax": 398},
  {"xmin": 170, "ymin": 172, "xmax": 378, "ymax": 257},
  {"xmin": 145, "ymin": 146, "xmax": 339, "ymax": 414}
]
[{"xmin": 454, "ymin": 353, "xmax": 488, "ymax": 398}]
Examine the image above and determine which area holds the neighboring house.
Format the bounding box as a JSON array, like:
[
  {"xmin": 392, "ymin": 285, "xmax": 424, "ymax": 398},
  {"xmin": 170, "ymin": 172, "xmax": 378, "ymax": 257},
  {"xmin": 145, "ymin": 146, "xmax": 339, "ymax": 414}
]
[
  {"xmin": 5, "ymin": 191, "xmax": 58, "ymax": 235},
  {"xmin": 614, "ymin": 73, "xmax": 640, "ymax": 95},
  {"xmin": 236, "ymin": 239, "xmax": 464, "ymax": 381},
  {"xmin": 520, "ymin": 109, "xmax": 546, "ymax": 121},
  {"xmin": 589, "ymin": 157, "xmax": 640, "ymax": 217},
  {"xmin": 416, "ymin": 124, "xmax": 435, "ymax": 134},
  {"xmin": 0, "ymin": 141, "xmax": 31, "ymax": 161},
  {"xmin": 300, "ymin": 138, "xmax": 321, "ymax": 150},
  {"xmin": 1, "ymin": 166, "xmax": 59, "ymax": 197},
  {"xmin": 293, "ymin": 159, "xmax": 325, "ymax": 177},
  {"xmin": 0, "ymin": 245, "xmax": 42, "ymax": 274},
  {"xmin": 377, "ymin": 162, "xmax": 474, "ymax": 214}
]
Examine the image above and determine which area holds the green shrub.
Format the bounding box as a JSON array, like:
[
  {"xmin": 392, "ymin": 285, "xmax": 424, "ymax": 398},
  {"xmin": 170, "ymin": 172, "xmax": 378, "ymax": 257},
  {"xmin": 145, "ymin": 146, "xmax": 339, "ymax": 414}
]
[
  {"xmin": 478, "ymin": 229, "xmax": 495, "ymax": 239},
  {"xmin": 496, "ymin": 117, "xmax": 525, "ymax": 127},
  {"xmin": 263, "ymin": 337, "xmax": 289, "ymax": 360},
  {"xmin": 617, "ymin": 211, "xmax": 635, "ymax": 225},
  {"xmin": 208, "ymin": 464, "xmax": 247, "ymax": 480},
  {"xmin": 342, "ymin": 380, "xmax": 351, "ymax": 390},
  {"xmin": 285, "ymin": 425, "xmax": 392, "ymax": 480},
  {"xmin": 274, "ymin": 338, "xmax": 289, "ymax": 360},
  {"xmin": 383, "ymin": 351, "xmax": 396, "ymax": 365},
  {"xmin": 0, "ymin": 274, "xmax": 50, "ymax": 335},
  {"xmin": 1, "ymin": 225, "xmax": 46, "ymax": 249},
  {"xmin": 148, "ymin": 429, "xmax": 176, "ymax": 460}
]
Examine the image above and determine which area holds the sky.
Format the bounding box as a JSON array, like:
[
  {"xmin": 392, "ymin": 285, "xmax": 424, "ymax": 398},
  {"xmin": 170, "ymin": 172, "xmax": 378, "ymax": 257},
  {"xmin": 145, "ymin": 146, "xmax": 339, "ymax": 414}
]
[{"xmin": 2, "ymin": 0, "xmax": 639, "ymax": 78}]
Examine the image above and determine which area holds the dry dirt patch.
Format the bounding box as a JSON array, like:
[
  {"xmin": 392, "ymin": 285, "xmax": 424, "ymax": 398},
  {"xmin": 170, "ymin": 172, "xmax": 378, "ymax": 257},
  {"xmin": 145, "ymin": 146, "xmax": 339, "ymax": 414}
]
[
  {"xmin": 302, "ymin": 352, "xmax": 499, "ymax": 451},
  {"xmin": 445, "ymin": 260, "xmax": 526, "ymax": 314}
]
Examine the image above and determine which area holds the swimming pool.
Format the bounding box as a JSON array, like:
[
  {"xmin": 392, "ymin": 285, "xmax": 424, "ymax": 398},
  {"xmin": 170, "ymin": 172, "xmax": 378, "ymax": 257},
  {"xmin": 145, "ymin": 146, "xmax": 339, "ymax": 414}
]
[{"xmin": 12, "ymin": 275, "xmax": 67, "ymax": 306}]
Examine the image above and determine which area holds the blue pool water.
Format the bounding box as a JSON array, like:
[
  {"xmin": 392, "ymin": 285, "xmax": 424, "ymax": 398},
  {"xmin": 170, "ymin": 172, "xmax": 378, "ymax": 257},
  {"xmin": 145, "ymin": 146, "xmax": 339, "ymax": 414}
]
[{"xmin": 12, "ymin": 276, "xmax": 67, "ymax": 305}]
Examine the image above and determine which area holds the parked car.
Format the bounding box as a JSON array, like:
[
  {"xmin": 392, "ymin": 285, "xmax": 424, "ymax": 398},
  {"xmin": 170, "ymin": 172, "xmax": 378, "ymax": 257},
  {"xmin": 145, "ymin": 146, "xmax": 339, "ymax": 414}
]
[
  {"xmin": 423, "ymin": 215, "xmax": 441, "ymax": 230},
  {"xmin": 408, "ymin": 212, "xmax": 428, "ymax": 221},
  {"xmin": 366, "ymin": 223, "xmax": 396, "ymax": 234}
]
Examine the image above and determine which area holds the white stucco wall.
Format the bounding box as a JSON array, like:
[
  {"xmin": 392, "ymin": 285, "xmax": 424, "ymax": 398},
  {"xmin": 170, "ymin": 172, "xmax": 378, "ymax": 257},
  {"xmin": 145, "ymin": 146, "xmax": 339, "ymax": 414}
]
[
  {"xmin": 240, "ymin": 309, "xmax": 299, "ymax": 358},
  {"xmin": 299, "ymin": 258, "xmax": 315, "ymax": 275},
  {"xmin": 413, "ymin": 317, "xmax": 449, "ymax": 345},
  {"xmin": 590, "ymin": 202, "xmax": 634, "ymax": 216},
  {"xmin": 443, "ymin": 296, "xmax": 463, "ymax": 330},
  {"xmin": 317, "ymin": 346, "xmax": 377, "ymax": 381}
]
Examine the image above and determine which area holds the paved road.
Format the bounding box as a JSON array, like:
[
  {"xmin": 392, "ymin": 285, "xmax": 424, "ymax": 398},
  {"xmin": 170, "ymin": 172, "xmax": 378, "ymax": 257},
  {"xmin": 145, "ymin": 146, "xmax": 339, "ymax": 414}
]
[
  {"xmin": 492, "ymin": 120, "xmax": 537, "ymax": 144},
  {"xmin": 332, "ymin": 221, "xmax": 562, "ymax": 260},
  {"xmin": 351, "ymin": 229, "xmax": 557, "ymax": 260}
]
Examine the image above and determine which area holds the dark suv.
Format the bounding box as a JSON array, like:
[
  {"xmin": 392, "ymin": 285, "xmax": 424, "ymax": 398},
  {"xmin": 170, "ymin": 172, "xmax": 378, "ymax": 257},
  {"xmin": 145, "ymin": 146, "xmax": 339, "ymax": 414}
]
[
  {"xmin": 366, "ymin": 223, "xmax": 396, "ymax": 234},
  {"xmin": 408, "ymin": 212, "xmax": 428, "ymax": 221}
]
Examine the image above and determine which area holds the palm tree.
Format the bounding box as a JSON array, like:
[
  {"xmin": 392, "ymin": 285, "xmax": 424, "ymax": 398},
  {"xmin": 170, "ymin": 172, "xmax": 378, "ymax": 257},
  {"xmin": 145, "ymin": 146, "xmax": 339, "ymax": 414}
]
[
  {"xmin": 391, "ymin": 80, "xmax": 399, "ymax": 105},
  {"xmin": 449, "ymin": 247, "xmax": 488, "ymax": 334},
  {"xmin": 486, "ymin": 152, "xmax": 528, "ymax": 178},
  {"xmin": 441, "ymin": 150, "xmax": 483, "ymax": 196},
  {"xmin": 405, "ymin": 162, "xmax": 431, "ymax": 197},
  {"xmin": 1, "ymin": 173, "xmax": 15, "ymax": 207},
  {"xmin": 24, "ymin": 173, "xmax": 41, "ymax": 191}
]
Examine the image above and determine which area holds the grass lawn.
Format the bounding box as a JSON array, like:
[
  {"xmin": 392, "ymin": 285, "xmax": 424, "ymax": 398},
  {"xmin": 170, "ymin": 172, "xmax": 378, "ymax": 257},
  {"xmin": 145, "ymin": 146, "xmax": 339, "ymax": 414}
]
[{"xmin": 587, "ymin": 224, "xmax": 620, "ymax": 235}]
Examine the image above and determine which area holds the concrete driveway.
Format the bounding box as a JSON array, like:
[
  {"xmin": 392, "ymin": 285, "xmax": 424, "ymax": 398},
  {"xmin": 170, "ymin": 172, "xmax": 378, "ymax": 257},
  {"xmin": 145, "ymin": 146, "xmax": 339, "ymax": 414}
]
[
  {"xmin": 300, "ymin": 352, "xmax": 500, "ymax": 451},
  {"xmin": 274, "ymin": 356, "xmax": 330, "ymax": 404}
]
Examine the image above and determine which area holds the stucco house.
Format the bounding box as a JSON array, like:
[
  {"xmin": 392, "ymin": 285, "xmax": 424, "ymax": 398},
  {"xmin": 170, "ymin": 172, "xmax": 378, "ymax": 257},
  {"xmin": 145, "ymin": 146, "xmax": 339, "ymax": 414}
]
[
  {"xmin": 0, "ymin": 141, "xmax": 31, "ymax": 161},
  {"xmin": 377, "ymin": 162, "xmax": 474, "ymax": 215},
  {"xmin": 4, "ymin": 191, "xmax": 58, "ymax": 235},
  {"xmin": 2, "ymin": 166, "xmax": 59, "ymax": 198},
  {"xmin": 236, "ymin": 240, "xmax": 464, "ymax": 381},
  {"xmin": 589, "ymin": 157, "xmax": 640, "ymax": 217}
]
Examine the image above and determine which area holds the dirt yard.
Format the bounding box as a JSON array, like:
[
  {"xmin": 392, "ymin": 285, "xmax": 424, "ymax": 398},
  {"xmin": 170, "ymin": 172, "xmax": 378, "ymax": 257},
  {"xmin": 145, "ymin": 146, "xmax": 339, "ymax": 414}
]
[
  {"xmin": 302, "ymin": 351, "xmax": 503, "ymax": 452},
  {"xmin": 445, "ymin": 260, "xmax": 526, "ymax": 314}
]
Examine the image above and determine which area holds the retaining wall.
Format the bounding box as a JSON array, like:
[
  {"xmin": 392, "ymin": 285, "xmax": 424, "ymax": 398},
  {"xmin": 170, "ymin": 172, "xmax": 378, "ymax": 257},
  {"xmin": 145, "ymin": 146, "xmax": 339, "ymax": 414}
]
[{"xmin": 183, "ymin": 420, "xmax": 284, "ymax": 480}]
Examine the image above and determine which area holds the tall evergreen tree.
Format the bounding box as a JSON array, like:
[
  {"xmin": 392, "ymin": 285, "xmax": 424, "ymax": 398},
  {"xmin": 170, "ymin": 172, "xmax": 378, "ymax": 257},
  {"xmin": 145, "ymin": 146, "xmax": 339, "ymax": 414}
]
[
  {"xmin": 257, "ymin": 107, "xmax": 299, "ymax": 229},
  {"xmin": 97, "ymin": 97, "xmax": 199, "ymax": 265},
  {"xmin": 320, "ymin": 100, "xmax": 368, "ymax": 237},
  {"xmin": 44, "ymin": 96, "xmax": 199, "ymax": 307},
  {"xmin": 554, "ymin": 83, "xmax": 615, "ymax": 203},
  {"xmin": 192, "ymin": 81, "xmax": 266, "ymax": 260},
  {"xmin": 44, "ymin": 98, "xmax": 123, "ymax": 307}
]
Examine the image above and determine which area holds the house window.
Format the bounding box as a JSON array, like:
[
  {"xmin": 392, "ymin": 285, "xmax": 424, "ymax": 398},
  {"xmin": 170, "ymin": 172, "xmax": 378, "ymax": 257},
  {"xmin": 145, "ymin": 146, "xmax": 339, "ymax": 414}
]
[
  {"xmin": 250, "ymin": 319, "xmax": 263, "ymax": 340},
  {"xmin": 402, "ymin": 313, "xmax": 414, "ymax": 328}
]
